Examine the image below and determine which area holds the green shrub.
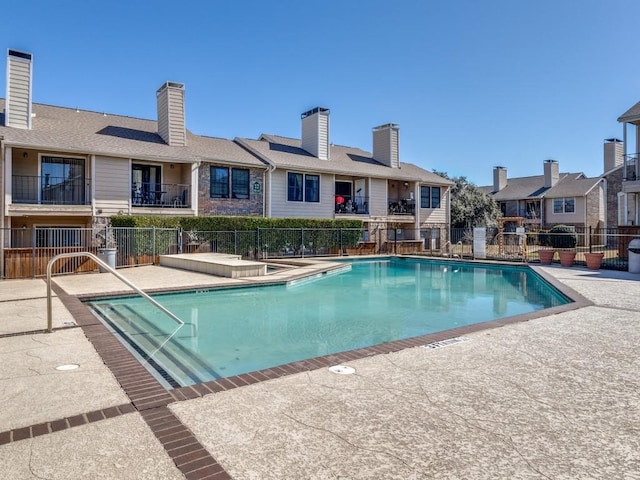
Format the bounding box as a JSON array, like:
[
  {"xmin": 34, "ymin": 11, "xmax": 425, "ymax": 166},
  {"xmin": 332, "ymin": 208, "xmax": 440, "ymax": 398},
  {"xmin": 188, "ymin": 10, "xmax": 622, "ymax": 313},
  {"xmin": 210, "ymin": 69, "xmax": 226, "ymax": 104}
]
[{"xmin": 540, "ymin": 224, "xmax": 577, "ymax": 249}]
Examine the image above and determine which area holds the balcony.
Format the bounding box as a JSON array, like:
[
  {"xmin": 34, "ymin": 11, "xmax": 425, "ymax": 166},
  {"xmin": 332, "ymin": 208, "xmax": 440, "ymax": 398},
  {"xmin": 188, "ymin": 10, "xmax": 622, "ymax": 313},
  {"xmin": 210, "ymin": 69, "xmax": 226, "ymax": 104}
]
[
  {"xmin": 335, "ymin": 194, "xmax": 369, "ymax": 215},
  {"xmin": 12, "ymin": 175, "xmax": 91, "ymax": 205},
  {"xmin": 623, "ymin": 154, "xmax": 640, "ymax": 193},
  {"xmin": 388, "ymin": 199, "xmax": 415, "ymax": 216},
  {"xmin": 132, "ymin": 182, "xmax": 191, "ymax": 208},
  {"xmin": 623, "ymin": 153, "xmax": 638, "ymax": 181}
]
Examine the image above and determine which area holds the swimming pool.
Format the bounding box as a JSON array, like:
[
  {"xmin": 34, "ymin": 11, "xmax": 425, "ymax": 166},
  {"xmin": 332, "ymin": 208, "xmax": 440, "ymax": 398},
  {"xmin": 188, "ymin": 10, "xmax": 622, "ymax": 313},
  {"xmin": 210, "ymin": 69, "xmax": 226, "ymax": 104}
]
[{"xmin": 87, "ymin": 258, "xmax": 570, "ymax": 387}]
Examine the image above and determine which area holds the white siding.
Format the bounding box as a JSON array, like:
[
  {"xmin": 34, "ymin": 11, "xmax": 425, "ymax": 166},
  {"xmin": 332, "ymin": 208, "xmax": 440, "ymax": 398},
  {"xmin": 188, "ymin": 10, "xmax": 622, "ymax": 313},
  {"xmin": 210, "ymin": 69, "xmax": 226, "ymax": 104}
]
[
  {"xmin": 368, "ymin": 178, "xmax": 388, "ymax": 216},
  {"xmin": 6, "ymin": 51, "xmax": 33, "ymax": 130},
  {"xmin": 94, "ymin": 156, "xmax": 130, "ymax": 214},
  {"xmin": 269, "ymin": 170, "xmax": 333, "ymax": 218}
]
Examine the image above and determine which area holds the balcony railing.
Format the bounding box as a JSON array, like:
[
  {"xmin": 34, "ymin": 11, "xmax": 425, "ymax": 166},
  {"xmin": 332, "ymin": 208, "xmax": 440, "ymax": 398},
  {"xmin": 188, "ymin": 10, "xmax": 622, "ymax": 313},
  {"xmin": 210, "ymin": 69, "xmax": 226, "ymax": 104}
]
[
  {"xmin": 388, "ymin": 199, "xmax": 415, "ymax": 215},
  {"xmin": 132, "ymin": 182, "xmax": 191, "ymax": 208},
  {"xmin": 335, "ymin": 194, "xmax": 369, "ymax": 214},
  {"xmin": 12, "ymin": 175, "xmax": 91, "ymax": 205},
  {"xmin": 623, "ymin": 154, "xmax": 638, "ymax": 181}
]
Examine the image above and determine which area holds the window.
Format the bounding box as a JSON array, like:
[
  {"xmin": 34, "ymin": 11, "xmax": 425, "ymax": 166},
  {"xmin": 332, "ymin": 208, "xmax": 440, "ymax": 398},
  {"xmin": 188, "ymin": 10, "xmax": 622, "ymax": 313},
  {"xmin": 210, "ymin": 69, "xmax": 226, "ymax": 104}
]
[
  {"xmin": 41, "ymin": 156, "xmax": 86, "ymax": 204},
  {"xmin": 231, "ymin": 168, "xmax": 249, "ymax": 199},
  {"xmin": 288, "ymin": 172, "xmax": 319, "ymax": 202},
  {"xmin": 431, "ymin": 187, "xmax": 441, "ymax": 209},
  {"xmin": 420, "ymin": 186, "xmax": 441, "ymax": 209},
  {"xmin": 553, "ymin": 197, "xmax": 575, "ymax": 214},
  {"xmin": 288, "ymin": 173, "xmax": 303, "ymax": 202},
  {"xmin": 305, "ymin": 174, "xmax": 320, "ymax": 202},
  {"xmin": 210, "ymin": 167, "xmax": 250, "ymax": 199},
  {"xmin": 210, "ymin": 167, "xmax": 229, "ymax": 198}
]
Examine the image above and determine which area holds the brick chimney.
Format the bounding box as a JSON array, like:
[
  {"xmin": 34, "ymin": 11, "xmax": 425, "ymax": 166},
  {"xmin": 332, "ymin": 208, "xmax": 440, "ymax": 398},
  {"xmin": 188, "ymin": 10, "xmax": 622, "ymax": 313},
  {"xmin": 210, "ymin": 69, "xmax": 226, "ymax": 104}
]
[
  {"xmin": 372, "ymin": 123, "xmax": 399, "ymax": 168},
  {"xmin": 5, "ymin": 49, "xmax": 33, "ymax": 129},
  {"xmin": 493, "ymin": 166, "xmax": 507, "ymax": 192},
  {"xmin": 157, "ymin": 82, "xmax": 186, "ymax": 146},
  {"xmin": 604, "ymin": 138, "xmax": 624, "ymax": 172},
  {"xmin": 301, "ymin": 107, "xmax": 330, "ymax": 159},
  {"xmin": 543, "ymin": 159, "xmax": 559, "ymax": 188}
]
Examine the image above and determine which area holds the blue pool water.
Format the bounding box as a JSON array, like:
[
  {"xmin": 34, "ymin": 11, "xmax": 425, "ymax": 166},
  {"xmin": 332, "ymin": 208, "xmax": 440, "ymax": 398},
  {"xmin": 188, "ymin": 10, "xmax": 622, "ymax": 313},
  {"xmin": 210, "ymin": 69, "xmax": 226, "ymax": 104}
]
[{"xmin": 87, "ymin": 258, "xmax": 569, "ymax": 387}]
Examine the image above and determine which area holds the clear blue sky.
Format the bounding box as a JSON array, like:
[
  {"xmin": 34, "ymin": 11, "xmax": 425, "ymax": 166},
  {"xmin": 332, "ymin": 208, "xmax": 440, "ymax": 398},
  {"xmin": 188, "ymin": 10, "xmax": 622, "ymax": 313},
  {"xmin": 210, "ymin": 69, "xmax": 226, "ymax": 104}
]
[{"xmin": 2, "ymin": 0, "xmax": 639, "ymax": 186}]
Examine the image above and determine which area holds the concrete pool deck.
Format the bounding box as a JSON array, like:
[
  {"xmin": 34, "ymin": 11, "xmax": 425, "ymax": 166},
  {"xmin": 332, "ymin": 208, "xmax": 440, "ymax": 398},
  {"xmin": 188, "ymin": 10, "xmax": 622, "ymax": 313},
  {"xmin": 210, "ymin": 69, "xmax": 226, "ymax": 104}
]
[{"xmin": 0, "ymin": 262, "xmax": 639, "ymax": 478}]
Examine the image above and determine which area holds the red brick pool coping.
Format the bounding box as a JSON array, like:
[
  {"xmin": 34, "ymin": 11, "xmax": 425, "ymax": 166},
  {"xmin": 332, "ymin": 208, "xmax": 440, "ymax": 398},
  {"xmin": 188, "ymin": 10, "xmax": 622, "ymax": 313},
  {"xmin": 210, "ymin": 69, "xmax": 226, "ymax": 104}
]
[{"xmin": 0, "ymin": 264, "xmax": 592, "ymax": 480}]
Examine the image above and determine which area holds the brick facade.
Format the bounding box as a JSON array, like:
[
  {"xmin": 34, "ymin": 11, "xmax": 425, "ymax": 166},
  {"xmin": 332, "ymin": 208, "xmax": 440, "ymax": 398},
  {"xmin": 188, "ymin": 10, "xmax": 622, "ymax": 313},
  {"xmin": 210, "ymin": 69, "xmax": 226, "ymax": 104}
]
[
  {"xmin": 585, "ymin": 185, "xmax": 604, "ymax": 229},
  {"xmin": 603, "ymin": 167, "xmax": 624, "ymax": 227},
  {"xmin": 198, "ymin": 163, "xmax": 264, "ymax": 216}
]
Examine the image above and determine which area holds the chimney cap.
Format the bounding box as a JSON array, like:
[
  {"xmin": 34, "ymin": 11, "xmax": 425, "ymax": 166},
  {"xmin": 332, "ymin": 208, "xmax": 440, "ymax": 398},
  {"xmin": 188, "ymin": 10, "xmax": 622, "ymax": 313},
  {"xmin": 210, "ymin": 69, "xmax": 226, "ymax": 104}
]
[
  {"xmin": 373, "ymin": 123, "xmax": 399, "ymax": 131},
  {"xmin": 544, "ymin": 159, "xmax": 558, "ymax": 163},
  {"xmin": 156, "ymin": 81, "xmax": 184, "ymax": 95},
  {"xmin": 494, "ymin": 165, "xmax": 506, "ymax": 169},
  {"xmin": 8, "ymin": 49, "xmax": 32, "ymax": 61},
  {"xmin": 604, "ymin": 138, "xmax": 622, "ymax": 143},
  {"xmin": 301, "ymin": 107, "xmax": 329, "ymax": 119}
]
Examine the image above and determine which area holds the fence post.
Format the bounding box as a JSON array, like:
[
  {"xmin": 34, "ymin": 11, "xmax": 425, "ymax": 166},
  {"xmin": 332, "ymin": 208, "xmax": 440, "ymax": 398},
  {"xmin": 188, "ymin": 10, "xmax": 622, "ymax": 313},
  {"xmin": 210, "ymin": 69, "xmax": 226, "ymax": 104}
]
[
  {"xmin": 32, "ymin": 227, "xmax": 37, "ymax": 278},
  {"xmin": 178, "ymin": 228, "xmax": 183, "ymax": 254},
  {"xmin": 152, "ymin": 226, "xmax": 156, "ymax": 263},
  {"xmin": 301, "ymin": 228, "xmax": 305, "ymax": 258},
  {"xmin": 234, "ymin": 230, "xmax": 238, "ymax": 255},
  {"xmin": 339, "ymin": 229, "xmax": 343, "ymax": 255},
  {"xmin": 256, "ymin": 228, "xmax": 260, "ymax": 261}
]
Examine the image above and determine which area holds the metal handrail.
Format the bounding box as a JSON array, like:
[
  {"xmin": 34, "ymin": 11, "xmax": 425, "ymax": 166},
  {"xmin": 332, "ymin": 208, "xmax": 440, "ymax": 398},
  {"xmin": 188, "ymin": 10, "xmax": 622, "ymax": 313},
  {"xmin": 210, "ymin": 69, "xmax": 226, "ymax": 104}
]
[{"xmin": 46, "ymin": 251, "xmax": 184, "ymax": 333}]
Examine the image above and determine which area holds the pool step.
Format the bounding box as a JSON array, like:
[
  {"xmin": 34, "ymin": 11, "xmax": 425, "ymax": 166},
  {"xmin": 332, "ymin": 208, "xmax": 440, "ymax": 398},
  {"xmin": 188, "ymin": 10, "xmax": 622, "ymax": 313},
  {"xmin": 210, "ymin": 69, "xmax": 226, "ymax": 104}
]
[{"xmin": 91, "ymin": 303, "xmax": 223, "ymax": 385}]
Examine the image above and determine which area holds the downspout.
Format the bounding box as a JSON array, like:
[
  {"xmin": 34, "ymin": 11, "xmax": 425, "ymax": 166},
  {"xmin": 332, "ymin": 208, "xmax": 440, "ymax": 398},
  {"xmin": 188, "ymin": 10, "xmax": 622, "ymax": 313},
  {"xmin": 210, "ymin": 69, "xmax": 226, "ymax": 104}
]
[
  {"xmin": 0, "ymin": 136, "xmax": 4, "ymax": 279},
  {"xmin": 265, "ymin": 163, "xmax": 275, "ymax": 218},
  {"xmin": 602, "ymin": 178, "xmax": 607, "ymax": 231}
]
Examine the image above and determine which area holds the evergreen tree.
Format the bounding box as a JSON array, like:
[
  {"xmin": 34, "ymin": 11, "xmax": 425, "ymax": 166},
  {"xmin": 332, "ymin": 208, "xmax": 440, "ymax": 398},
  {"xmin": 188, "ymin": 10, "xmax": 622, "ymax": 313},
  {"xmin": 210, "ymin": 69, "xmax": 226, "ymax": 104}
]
[{"xmin": 433, "ymin": 171, "xmax": 501, "ymax": 228}]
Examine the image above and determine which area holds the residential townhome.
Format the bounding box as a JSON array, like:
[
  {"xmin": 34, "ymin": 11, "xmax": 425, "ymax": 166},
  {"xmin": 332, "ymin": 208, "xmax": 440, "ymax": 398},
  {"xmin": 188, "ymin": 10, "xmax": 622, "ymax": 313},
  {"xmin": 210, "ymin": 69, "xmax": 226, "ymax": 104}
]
[
  {"xmin": 479, "ymin": 159, "xmax": 605, "ymax": 230},
  {"xmin": 236, "ymin": 107, "xmax": 453, "ymax": 251},
  {"xmin": 0, "ymin": 49, "xmax": 266, "ymax": 249},
  {"xmin": 616, "ymin": 102, "xmax": 640, "ymax": 226}
]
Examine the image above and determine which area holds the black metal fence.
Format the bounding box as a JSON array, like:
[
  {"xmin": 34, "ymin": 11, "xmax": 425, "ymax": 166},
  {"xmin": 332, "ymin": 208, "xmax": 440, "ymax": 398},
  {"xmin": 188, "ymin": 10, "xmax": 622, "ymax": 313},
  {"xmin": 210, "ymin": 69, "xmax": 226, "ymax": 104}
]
[
  {"xmin": 2, "ymin": 225, "xmax": 639, "ymax": 279},
  {"xmin": 449, "ymin": 226, "xmax": 639, "ymax": 270}
]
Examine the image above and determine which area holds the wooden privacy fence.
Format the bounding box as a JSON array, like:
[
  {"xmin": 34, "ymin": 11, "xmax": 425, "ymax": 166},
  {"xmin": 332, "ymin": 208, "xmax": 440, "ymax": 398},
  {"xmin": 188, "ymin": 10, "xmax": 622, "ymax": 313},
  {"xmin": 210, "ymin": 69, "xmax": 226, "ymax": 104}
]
[{"xmin": 3, "ymin": 246, "xmax": 101, "ymax": 279}]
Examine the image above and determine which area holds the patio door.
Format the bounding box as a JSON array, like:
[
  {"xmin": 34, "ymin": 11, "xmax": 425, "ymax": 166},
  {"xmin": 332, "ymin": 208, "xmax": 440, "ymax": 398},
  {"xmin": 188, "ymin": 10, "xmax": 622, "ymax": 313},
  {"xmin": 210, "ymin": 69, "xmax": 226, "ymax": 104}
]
[{"xmin": 132, "ymin": 164, "xmax": 161, "ymax": 204}]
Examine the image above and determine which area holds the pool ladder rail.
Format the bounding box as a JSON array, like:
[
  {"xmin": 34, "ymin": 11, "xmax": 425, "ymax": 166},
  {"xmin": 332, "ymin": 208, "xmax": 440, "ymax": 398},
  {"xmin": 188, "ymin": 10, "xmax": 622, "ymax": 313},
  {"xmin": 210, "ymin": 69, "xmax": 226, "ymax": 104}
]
[{"xmin": 46, "ymin": 251, "xmax": 184, "ymax": 333}]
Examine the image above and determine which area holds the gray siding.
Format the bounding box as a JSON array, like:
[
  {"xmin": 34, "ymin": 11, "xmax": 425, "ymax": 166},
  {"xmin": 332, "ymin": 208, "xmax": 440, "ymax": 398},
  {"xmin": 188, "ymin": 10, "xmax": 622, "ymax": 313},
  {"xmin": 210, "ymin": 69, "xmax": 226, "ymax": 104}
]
[
  {"xmin": 368, "ymin": 178, "xmax": 388, "ymax": 216},
  {"xmin": 269, "ymin": 170, "xmax": 333, "ymax": 218},
  {"xmin": 6, "ymin": 51, "xmax": 33, "ymax": 130},
  {"xmin": 301, "ymin": 110, "xmax": 329, "ymax": 160},
  {"xmin": 545, "ymin": 196, "xmax": 586, "ymax": 225},
  {"xmin": 372, "ymin": 124, "xmax": 399, "ymax": 168},
  {"xmin": 157, "ymin": 82, "xmax": 186, "ymax": 146},
  {"xmin": 94, "ymin": 155, "xmax": 130, "ymax": 214},
  {"xmin": 419, "ymin": 186, "xmax": 448, "ymax": 224}
]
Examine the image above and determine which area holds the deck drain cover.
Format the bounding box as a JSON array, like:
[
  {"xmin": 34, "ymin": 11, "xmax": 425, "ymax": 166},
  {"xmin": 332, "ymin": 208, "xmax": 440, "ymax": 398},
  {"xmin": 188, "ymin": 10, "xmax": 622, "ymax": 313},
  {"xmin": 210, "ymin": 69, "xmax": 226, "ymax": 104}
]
[
  {"xmin": 329, "ymin": 365, "xmax": 355, "ymax": 375},
  {"xmin": 423, "ymin": 337, "xmax": 470, "ymax": 350},
  {"xmin": 55, "ymin": 364, "xmax": 79, "ymax": 371}
]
